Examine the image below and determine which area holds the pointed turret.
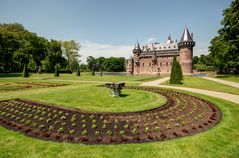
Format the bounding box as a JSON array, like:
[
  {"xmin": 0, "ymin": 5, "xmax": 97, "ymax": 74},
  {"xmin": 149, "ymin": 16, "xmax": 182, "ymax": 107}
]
[
  {"xmin": 166, "ymin": 34, "xmax": 173, "ymax": 44},
  {"xmin": 151, "ymin": 43, "xmax": 157, "ymax": 61},
  {"xmin": 178, "ymin": 27, "xmax": 195, "ymax": 74},
  {"xmin": 178, "ymin": 27, "xmax": 195, "ymax": 48}
]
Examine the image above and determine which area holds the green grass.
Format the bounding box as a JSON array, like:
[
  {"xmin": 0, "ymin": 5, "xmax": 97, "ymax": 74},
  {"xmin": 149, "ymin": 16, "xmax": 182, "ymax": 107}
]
[
  {"xmin": 162, "ymin": 76, "xmax": 239, "ymax": 95},
  {"xmin": 0, "ymin": 83, "xmax": 167, "ymax": 112},
  {"xmin": 15, "ymin": 72, "xmax": 162, "ymax": 83},
  {"xmin": 0, "ymin": 84, "xmax": 238, "ymax": 158},
  {"xmin": 215, "ymin": 75, "xmax": 239, "ymax": 83},
  {"xmin": 0, "ymin": 75, "xmax": 239, "ymax": 157}
]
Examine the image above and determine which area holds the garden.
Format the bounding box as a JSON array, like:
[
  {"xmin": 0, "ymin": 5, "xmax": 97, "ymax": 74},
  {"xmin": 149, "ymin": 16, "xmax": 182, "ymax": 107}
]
[{"xmin": 0, "ymin": 84, "xmax": 221, "ymax": 144}]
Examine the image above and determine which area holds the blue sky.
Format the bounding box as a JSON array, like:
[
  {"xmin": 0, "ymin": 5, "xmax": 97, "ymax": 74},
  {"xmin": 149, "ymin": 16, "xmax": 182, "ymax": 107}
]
[{"xmin": 0, "ymin": 0, "xmax": 233, "ymax": 62}]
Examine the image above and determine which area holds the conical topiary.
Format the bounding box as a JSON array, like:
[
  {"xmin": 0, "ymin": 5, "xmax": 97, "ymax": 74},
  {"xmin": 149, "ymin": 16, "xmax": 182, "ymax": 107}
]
[
  {"xmin": 54, "ymin": 65, "xmax": 59, "ymax": 77},
  {"xmin": 76, "ymin": 65, "xmax": 80, "ymax": 76},
  {"xmin": 22, "ymin": 63, "xmax": 29, "ymax": 78},
  {"xmin": 170, "ymin": 56, "xmax": 183, "ymax": 84}
]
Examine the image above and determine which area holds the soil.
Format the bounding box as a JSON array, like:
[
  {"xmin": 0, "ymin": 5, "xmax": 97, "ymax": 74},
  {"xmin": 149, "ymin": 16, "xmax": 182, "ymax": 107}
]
[
  {"xmin": 0, "ymin": 82, "xmax": 68, "ymax": 92},
  {"xmin": 0, "ymin": 86, "xmax": 222, "ymax": 145}
]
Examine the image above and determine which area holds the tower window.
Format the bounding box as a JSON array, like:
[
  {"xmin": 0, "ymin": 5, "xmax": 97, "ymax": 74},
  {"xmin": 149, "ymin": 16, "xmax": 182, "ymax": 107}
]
[
  {"xmin": 166, "ymin": 62, "xmax": 168, "ymax": 66},
  {"xmin": 149, "ymin": 63, "xmax": 151, "ymax": 67},
  {"xmin": 142, "ymin": 63, "xmax": 144, "ymax": 66}
]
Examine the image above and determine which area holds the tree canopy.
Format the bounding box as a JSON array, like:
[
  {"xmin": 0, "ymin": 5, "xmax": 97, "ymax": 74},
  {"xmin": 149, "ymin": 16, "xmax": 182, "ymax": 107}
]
[
  {"xmin": 0, "ymin": 23, "xmax": 80, "ymax": 73},
  {"xmin": 209, "ymin": 0, "xmax": 239, "ymax": 74}
]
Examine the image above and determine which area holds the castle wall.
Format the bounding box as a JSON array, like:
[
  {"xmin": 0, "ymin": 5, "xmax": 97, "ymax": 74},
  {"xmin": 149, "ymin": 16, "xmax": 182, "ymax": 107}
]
[{"xmin": 179, "ymin": 47, "xmax": 193, "ymax": 74}]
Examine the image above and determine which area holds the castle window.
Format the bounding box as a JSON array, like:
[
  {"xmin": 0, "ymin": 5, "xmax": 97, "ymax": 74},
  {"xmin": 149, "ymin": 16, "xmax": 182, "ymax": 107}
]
[
  {"xmin": 159, "ymin": 47, "xmax": 161, "ymax": 49},
  {"xmin": 149, "ymin": 63, "xmax": 151, "ymax": 67},
  {"xmin": 168, "ymin": 46, "xmax": 170, "ymax": 48},
  {"xmin": 142, "ymin": 63, "xmax": 144, "ymax": 66},
  {"xmin": 174, "ymin": 46, "xmax": 176, "ymax": 48},
  {"xmin": 164, "ymin": 47, "xmax": 166, "ymax": 49},
  {"xmin": 160, "ymin": 63, "xmax": 162, "ymax": 66},
  {"xmin": 166, "ymin": 62, "xmax": 168, "ymax": 66}
]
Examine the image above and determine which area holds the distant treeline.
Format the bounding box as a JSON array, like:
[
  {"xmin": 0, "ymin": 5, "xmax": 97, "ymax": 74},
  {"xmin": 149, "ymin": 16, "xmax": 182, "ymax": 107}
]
[{"xmin": 0, "ymin": 23, "xmax": 126, "ymax": 73}]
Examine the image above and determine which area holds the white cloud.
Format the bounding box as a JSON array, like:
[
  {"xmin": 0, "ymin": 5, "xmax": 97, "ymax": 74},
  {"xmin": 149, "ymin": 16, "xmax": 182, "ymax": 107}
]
[
  {"xmin": 79, "ymin": 41, "xmax": 133, "ymax": 63},
  {"xmin": 194, "ymin": 48, "xmax": 209, "ymax": 56},
  {"xmin": 79, "ymin": 40, "xmax": 210, "ymax": 63},
  {"xmin": 144, "ymin": 37, "xmax": 157, "ymax": 44}
]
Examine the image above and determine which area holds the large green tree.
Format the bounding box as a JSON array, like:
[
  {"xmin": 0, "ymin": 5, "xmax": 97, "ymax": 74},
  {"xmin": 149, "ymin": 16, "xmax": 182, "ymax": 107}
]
[
  {"xmin": 61, "ymin": 40, "xmax": 81, "ymax": 72},
  {"xmin": 209, "ymin": 0, "xmax": 239, "ymax": 74}
]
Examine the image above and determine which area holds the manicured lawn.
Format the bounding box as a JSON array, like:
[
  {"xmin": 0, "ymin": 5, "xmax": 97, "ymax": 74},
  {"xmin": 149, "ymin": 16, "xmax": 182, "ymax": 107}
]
[
  {"xmin": 216, "ymin": 75, "xmax": 239, "ymax": 83},
  {"xmin": 162, "ymin": 76, "xmax": 239, "ymax": 95},
  {"xmin": 29, "ymin": 72, "xmax": 162, "ymax": 83},
  {"xmin": 0, "ymin": 75, "xmax": 238, "ymax": 158},
  {"xmin": 0, "ymin": 83, "xmax": 167, "ymax": 112}
]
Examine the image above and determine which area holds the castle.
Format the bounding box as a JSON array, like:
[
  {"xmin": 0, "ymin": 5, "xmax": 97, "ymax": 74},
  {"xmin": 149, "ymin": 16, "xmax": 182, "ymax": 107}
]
[{"xmin": 126, "ymin": 27, "xmax": 195, "ymax": 75}]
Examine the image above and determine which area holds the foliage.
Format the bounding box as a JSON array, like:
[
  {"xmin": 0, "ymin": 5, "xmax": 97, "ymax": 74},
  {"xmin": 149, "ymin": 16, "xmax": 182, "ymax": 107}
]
[
  {"xmin": 0, "ymin": 23, "xmax": 79, "ymax": 73},
  {"xmin": 61, "ymin": 40, "xmax": 81, "ymax": 72},
  {"xmin": 86, "ymin": 56, "xmax": 126, "ymax": 72},
  {"xmin": 76, "ymin": 65, "xmax": 80, "ymax": 76},
  {"xmin": 193, "ymin": 54, "xmax": 214, "ymax": 71},
  {"xmin": 209, "ymin": 0, "xmax": 239, "ymax": 74},
  {"xmin": 22, "ymin": 63, "xmax": 29, "ymax": 77},
  {"xmin": 54, "ymin": 65, "xmax": 59, "ymax": 77},
  {"xmin": 170, "ymin": 56, "xmax": 183, "ymax": 84}
]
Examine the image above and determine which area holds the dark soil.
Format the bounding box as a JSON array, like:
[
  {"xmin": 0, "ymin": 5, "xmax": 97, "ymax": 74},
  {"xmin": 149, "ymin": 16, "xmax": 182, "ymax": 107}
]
[
  {"xmin": 0, "ymin": 82, "xmax": 68, "ymax": 92},
  {"xmin": 0, "ymin": 86, "xmax": 222, "ymax": 144}
]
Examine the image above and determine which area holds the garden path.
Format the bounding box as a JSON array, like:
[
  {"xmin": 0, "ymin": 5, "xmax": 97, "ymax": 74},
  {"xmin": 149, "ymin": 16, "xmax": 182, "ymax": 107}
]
[
  {"xmin": 140, "ymin": 77, "xmax": 239, "ymax": 104},
  {"xmin": 202, "ymin": 76, "xmax": 239, "ymax": 88}
]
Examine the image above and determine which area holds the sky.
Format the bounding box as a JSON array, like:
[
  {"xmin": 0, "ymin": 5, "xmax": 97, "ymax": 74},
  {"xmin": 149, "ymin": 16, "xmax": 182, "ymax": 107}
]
[{"xmin": 0, "ymin": 0, "xmax": 233, "ymax": 63}]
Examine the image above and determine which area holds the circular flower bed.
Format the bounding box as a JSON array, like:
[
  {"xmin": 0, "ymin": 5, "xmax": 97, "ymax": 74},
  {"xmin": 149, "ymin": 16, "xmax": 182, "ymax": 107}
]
[{"xmin": 0, "ymin": 86, "xmax": 221, "ymax": 144}]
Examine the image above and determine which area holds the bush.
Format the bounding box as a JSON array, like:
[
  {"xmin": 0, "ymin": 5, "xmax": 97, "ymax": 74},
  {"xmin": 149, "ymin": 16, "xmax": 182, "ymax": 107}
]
[
  {"xmin": 22, "ymin": 63, "xmax": 29, "ymax": 77},
  {"xmin": 76, "ymin": 65, "xmax": 80, "ymax": 76},
  {"xmin": 170, "ymin": 56, "xmax": 183, "ymax": 84},
  {"xmin": 54, "ymin": 65, "xmax": 59, "ymax": 77}
]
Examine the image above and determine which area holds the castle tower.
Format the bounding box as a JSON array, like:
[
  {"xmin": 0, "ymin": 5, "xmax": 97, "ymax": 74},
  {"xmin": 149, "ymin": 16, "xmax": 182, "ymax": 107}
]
[
  {"xmin": 178, "ymin": 27, "xmax": 195, "ymax": 74},
  {"xmin": 126, "ymin": 56, "xmax": 134, "ymax": 74},
  {"xmin": 132, "ymin": 42, "xmax": 141, "ymax": 74}
]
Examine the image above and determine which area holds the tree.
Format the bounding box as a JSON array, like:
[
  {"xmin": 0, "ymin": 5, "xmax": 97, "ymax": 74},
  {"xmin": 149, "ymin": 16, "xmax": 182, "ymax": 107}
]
[
  {"xmin": 170, "ymin": 56, "xmax": 183, "ymax": 84},
  {"xmin": 42, "ymin": 40, "xmax": 66, "ymax": 72},
  {"xmin": 22, "ymin": 63, "xmax": 29, "ymax": 77},
  {"xmin": 61, "ymin": 40, "xmax": 81, "ymax": 72},
  {"xmin": 209, "ymin": 0, "xmax": 239, "ymax": 74}
]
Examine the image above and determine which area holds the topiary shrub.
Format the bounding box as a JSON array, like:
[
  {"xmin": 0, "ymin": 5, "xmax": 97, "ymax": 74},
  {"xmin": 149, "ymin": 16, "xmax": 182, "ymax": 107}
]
[
  {"xmin": 76, "ymin": 65, "xmax": 80, "ymax": 76},
  {"xmin": 22, "ymin": 63, "xmax": 29, "ymax": 78},
  {"xmin": 170, "ymin": 56, "xmax": 183, "ymax": 84},
  {"xmin": 54, "ymin": 65, "xmax": 59, "ymax": 77}
]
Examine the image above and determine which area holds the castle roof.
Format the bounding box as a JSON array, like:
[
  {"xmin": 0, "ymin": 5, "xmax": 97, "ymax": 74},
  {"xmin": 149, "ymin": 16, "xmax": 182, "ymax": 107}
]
[{"xmin": 180, "ymin": 27, "xmax": 194, "ymax": 42}]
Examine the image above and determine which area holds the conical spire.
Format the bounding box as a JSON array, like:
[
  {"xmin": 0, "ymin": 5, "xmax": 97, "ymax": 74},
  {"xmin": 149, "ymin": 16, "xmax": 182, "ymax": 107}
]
[
  {"xmin": 180, "ymin": 27, "xmax": 193, "ymax": 42},
  {"xmin": 151, "ymin": 43, "xmax": 157, "ymax": 61}
]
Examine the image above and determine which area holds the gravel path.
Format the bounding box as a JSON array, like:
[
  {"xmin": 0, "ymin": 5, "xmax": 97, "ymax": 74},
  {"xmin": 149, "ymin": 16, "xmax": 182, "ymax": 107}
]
[
  {"xmin": 202, "ymin": 77, "xmax": 239, "ymax": 88},
  {"xmin": 140, "ymin": 77, "xmax": 239, "ymax": 104}
]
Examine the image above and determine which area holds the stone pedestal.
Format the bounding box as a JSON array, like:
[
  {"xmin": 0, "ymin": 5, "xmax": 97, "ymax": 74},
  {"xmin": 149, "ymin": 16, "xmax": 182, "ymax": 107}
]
[{"xmin": 105, "ymin": 83, "xmax": 125, "ymax": 97}]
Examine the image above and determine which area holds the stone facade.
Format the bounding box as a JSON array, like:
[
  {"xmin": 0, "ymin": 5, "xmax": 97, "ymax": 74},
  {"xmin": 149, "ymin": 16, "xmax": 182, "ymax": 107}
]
[{"xmin": 126, "ymin": 27, "xmax": 195, "ymax": 75}]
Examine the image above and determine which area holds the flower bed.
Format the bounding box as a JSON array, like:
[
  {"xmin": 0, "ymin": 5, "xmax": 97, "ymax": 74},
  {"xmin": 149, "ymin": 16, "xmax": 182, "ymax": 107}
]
[
  {"xmin": 0, "ymin": 82, "xmax": 67, "ymax": 92},
  {"xmin": 0, "ymin": 86, "xmax": 221, "ymax": 144}
]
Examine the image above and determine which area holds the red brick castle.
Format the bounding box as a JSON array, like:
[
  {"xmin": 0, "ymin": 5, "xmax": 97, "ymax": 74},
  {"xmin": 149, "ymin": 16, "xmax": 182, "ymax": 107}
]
[{"xmin": 126, "ymin": 27, "xmax": 195, "ymax": 75}]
